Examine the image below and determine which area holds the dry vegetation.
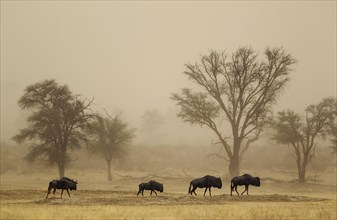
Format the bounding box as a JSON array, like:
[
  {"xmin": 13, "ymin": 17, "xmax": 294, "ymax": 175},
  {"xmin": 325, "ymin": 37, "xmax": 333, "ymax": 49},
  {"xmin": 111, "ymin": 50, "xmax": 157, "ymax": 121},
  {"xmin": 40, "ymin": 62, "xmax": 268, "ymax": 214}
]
[
  {"xmin": 1, "ymin": 140, "xmax": 336, "ymax": 219},
  {"xmin": 1, "ymin": 169, "xmax": 336, "ymax": 220},
  {"xmin": 2, "ymin": 199, "xmax": 335, "ymax": 220}
]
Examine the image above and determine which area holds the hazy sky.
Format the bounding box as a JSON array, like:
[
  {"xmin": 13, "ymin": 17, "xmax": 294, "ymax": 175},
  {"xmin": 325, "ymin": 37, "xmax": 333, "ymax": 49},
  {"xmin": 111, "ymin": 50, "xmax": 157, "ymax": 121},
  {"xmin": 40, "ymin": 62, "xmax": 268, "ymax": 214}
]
[{"xmin": 1, "ymin": 1, "xmax": 336, "ymax": 142}]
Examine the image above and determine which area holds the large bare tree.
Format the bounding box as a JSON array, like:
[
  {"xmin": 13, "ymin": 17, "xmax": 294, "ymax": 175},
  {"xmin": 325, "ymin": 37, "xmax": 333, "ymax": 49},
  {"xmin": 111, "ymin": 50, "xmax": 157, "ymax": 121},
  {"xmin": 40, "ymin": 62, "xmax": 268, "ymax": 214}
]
[
  {"xmin": 172, "ymin": 47, "xmax": 296, "ymax": 177},
  {"xmin": 273, "ymin": 97, "xmax": 336, "ymax": 182},
  {"xmin": 13, "ymin": 80, "xmax": 94, "ymax": 178},
  {"xmin": 87, "ymin": 114, "xmax": 135, "ymax": 181}
]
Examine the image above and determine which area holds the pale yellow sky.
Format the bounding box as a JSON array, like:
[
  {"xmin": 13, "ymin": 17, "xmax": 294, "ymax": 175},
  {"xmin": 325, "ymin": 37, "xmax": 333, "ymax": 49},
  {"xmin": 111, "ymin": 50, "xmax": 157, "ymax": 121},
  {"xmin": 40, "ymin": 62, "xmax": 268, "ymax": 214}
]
[{"xmin": 1, "ymin": 1, "xmax": 336, "ymax": 142}]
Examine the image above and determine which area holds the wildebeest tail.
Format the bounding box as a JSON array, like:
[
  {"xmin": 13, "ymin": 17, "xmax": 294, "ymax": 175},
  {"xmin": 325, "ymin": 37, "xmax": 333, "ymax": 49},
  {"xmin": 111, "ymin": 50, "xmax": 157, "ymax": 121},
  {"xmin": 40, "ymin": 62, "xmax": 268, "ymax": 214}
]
[
  {"xmin": 46, "ymin": 181, "xmax": 52, "ymax": 199},
  {"xmin": 188, "ymin": 182, "xmax": 192, "ymax": 194},
  {"xmin": 48, "ymin": 181, "xmax": 53, "ymax": 191}
]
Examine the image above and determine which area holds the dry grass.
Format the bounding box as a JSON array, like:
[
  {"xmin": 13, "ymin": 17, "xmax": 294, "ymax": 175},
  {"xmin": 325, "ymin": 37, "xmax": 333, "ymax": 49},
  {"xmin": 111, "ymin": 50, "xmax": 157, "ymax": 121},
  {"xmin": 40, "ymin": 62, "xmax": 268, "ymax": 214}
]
[
  {"xmin": 1, "ymin": 200, "xmax": 336, "ymax": 219},
  {"xmin": 1, "ymin": 170, "xmax": 336, "ymax": 219},
  {"xmin": 1, "ymin": 189, "xmax": 336, "ymax": 220}
]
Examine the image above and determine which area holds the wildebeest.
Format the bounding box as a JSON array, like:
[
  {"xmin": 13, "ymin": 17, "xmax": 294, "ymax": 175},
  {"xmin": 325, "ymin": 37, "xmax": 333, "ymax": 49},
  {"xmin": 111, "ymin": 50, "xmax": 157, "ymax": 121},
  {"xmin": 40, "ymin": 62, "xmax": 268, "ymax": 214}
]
[
  {"xmin": 137, "ymin": 180, "xmax": 164, "ymax": 196},
  {"xmin": 188, "ymin": 175, "xmax": 222, "ymax": 196},
  {"xmin": 230, "ymin": 173, "xmax": 260, "ymax": 196},
  {"xmin": 45, "ymin": 177, "xmax": 78, "ymax": 199}
]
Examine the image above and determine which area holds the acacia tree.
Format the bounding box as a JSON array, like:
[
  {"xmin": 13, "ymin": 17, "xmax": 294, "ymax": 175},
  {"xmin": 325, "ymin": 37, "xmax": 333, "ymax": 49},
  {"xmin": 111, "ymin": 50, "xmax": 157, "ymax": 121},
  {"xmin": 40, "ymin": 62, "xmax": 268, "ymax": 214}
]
[
  {"xmin": 327, "ymin": 110, "xmax": 337, "ymax": 154},
  {"xmin": 87, "ymin": 114, "xmax": 134, "ymax": 181},
  {"xmin": 273, "ymin": 97, "xmax": 336, "ymax": 182},
  {"xmin": 172, "ymin": 47, "xmax": 296, "ymax": 177},
  {"xmin": 13, "ymin": 79, "xmax": 94, "ymax": 178}
]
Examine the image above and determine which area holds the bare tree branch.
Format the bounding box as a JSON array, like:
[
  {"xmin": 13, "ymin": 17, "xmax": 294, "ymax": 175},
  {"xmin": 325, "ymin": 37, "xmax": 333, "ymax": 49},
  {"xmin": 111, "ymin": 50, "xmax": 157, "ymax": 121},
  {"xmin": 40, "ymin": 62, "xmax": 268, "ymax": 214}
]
[{"xmin": 207, "ymin": 153, "xmax": 229, "ymax": 162}]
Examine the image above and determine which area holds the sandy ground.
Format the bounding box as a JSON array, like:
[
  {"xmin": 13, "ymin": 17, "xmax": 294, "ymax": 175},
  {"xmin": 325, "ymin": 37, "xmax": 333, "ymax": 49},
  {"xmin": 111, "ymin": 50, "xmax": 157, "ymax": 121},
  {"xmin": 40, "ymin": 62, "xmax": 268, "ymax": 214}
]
[{"xmin": 1, "ymin": 171, "xmax": 336, "ymax": 219}]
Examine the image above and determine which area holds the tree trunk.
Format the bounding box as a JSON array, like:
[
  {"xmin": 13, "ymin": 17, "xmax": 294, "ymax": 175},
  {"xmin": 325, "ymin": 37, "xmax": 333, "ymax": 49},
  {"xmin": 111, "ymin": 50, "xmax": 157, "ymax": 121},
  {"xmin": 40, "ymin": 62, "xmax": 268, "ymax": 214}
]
[
  {"xmin": 228, "ymin": 154, "xmax": 240, "ymax": 178},
  {"xmin": 295, "ymin": 148, "xmax": 309, "ymax": 183},
  {"xmin": 58, "ymin": 161, "xmax": 65, "ymax": 178},
  {"xmin": 296, "ymin": 165, "xmax": 303, "ymax": 183},
  {"xmin": 58, "ymin": 145, "xmax": 66, "ymax": 178},
  {"xmin": 107, "ymin": 160, "xmax": 112, "ymax": 181},
  {"xmin": 299, "ymin": 168, "xmax": 306, "ymax": 183},
  {"xmin": 299, "ymin": 157, "xmax": 308, "ymax": 183},
  {"xmin": 228, "ymin": 137, "xmax": 241, "ymax": 178},
  {"xmin": 57, "ymin": 145, "xmax": 67, "ymax": 179},
  {"xmin": 295, "ymin": 155, "xmax": 302, "ymax": 183}
]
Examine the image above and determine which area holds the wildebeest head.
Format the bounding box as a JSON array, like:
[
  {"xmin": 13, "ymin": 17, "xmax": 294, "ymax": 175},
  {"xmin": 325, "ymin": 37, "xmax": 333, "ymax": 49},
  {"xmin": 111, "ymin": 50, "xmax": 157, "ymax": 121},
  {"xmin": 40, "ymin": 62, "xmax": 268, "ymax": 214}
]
[
  {"xmin": 252, "ymin": 177, "xmax": 260, "ymax": 187},
  {"xmin": 158, "ymin": 183, "xmax": 164, "ymax": 192},
  {"xmin": 72, "ymin": 179, "xmax": 78, "ymax": 190},
  {"xmin": 215, "ymin": 177, "xmax": 222, "ymax": 189},
  {"xmin": 73, "ymin": 180, "xmax": 77, "ymax": 190}
]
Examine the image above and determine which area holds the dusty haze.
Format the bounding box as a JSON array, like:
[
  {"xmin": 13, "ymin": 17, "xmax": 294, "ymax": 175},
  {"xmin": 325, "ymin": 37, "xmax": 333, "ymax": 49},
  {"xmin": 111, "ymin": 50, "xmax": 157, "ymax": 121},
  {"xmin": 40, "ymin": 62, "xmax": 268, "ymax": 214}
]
[{"xmin": 0, "ymin": 2, "xmax": 336, "ymax": 179}]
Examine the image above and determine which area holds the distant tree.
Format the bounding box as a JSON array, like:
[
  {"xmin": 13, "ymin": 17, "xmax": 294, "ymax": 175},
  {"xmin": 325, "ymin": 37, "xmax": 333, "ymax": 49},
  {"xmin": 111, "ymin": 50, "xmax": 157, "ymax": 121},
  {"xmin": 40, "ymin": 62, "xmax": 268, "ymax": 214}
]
[
  {"xmin": 12, "ymin": 80, "xmax": 94, "ymax": 178},
  {"xmin": 141, "ymin": 109, "xmax": 165, "ymax": 142},
  {"xmin": 273, "ymin": 97, "xmax": 336, "ymax": 183},
  {"xmin": 172, "ymin": 46, "xmax": 296, "ymax": 177},
  {"xmin": 87, "ymin": 113, "xmax": 135, "ymax": 181}
]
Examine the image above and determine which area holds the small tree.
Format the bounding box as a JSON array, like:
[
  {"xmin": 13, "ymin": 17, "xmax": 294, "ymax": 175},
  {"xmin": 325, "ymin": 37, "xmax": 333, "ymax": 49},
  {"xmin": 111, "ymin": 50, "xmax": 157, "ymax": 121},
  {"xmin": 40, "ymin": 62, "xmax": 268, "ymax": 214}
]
[
  {"xmin": 172, "ymin": 46, "xmax": 296, "ymax": 177},
  {"xmin": 87, "ymin": 114, "xmax": 134, "ymax": 181},
  {"xmin": 12, "ymin": 79, "xmax": 94, "ymax": 178},
  {"xmin": 273, "ymin": 97, "xmax": 336, "ymax": 182}
]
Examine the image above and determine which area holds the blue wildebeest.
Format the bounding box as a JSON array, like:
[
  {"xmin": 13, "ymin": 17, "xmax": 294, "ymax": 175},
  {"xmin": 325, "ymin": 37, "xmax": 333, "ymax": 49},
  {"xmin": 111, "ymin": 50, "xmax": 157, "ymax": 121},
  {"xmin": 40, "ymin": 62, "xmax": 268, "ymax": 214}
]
[
  {"xmin": 230, "ymin": 173, "xmax": 260, "ymax": 196},
  {"xmin": 188, "ymin": 175, "xmax": 222, "ymax": 196},
  {"xmin": 137, "ymin": 180, "xmax": 164, "ymax": 196},
  {"xmin": 45, "ymin": 177, "xmax": 78, "ymax": 199}
]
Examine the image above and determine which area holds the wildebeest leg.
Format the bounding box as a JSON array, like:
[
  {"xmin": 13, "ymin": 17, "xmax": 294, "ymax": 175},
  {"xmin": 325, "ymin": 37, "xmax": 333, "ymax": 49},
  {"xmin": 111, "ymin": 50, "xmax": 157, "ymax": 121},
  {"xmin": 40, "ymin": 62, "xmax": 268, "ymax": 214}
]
[
  {"xmin": 46, "ymin": 189, "xmax": 50, "ymax": 199},
  {"xmin": 66, "ymin": 189, "xmax": 71, "ymax": 197},
  {"xmin": 153, "ymin": 190, "xmax": 157, "ymax": 196},
  {"xmin": 150, "ymin": 190, "xmax": 153, "ymax": 196},
  {"xmin": 235, "ymin": 186, "xmax": 239, "ymax": 195},
  {"xmin": 137, "ymin": 189, "xmax": 141, "ymax": 196},
  {"xmin": 61, "ymin": 189, "xmax": 64, "ymax": 198},
  {"xmin": 209, "ymin": 187, "xmax": 212, "ymax": 197},
  {"xmin": 203, "ymin": 187, "xmax": 208, "ymax": 196},
  {"xmin": 192, "ymin": 186, "xmax": 197, "ymax": 195},
  {"xmin": 53, "ymin": 188, "xmax": 56, "ymax": 197},
  {"xmin": 142, "ymin": 190, "xmax": 144, "ymax": 196},
  {"xmin": 241, "ymin": 185, "xmax": 248, "ymax": 195}
]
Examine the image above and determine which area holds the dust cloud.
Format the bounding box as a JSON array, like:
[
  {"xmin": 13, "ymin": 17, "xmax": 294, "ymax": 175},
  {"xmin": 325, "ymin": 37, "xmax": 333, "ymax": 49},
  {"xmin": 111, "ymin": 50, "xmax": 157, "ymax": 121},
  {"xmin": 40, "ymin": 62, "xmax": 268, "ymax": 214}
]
[
  {"xmin": 1, "ymin": 1, "xmax": 336, "ymax": 189},
  {"xmin": 1, "ymin": 108, "xmax": 336, "ymax": 185}
]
